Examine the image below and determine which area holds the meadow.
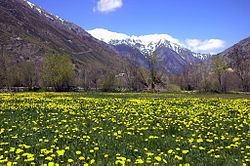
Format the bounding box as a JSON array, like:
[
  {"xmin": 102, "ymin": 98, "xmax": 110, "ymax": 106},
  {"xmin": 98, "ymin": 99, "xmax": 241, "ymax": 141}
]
[{"xmin": 0, "ymin": 92, "xmax": 249, "ymax": 166}]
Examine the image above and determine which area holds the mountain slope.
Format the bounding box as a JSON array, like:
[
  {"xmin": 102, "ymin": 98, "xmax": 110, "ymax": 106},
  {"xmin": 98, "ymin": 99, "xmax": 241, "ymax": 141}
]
[
  {"xmin": 0, "ymin": 0, "xmax": 123, "ymax": 71},
  {"xmin": 216, "ymin": 37, "xmax": 250, "ymax": 91},
  {"xmin": 218, "ymin": 37, "xmax": 250, "ymax": 60},
  {"xmin": 88, "ymin": 28, "xmax": 210, "ymax": 73}
]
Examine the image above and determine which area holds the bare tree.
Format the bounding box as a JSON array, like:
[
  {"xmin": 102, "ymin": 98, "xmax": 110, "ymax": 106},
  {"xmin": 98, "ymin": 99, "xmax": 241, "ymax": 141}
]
[
  {"xmin": 231, "ymin": 47, "xmax": 250, "ymax": 92},
  {"xmin": 0, "ymin": 44, "xmax": 8, "ymax": 87}
]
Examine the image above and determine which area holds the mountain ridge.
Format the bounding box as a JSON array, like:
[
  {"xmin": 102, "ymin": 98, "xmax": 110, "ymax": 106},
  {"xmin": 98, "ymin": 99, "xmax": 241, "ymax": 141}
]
[
  {"xmin": 0, "ymin": 0, "xmax": 124, "ymax": 73},
  {"xmin": 87, "ymin": 28, "xmax": 210, "ymax": 59},
  {"xmin": 88, "ymin": 28, "xmax": 211, "ymax": 73}
]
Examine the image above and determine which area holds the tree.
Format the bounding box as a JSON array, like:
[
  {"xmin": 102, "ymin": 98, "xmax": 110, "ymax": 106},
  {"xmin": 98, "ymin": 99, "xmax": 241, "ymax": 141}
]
[
  {"xmin": 0, "ymin": 44, "xmax": 9, "ymax": 87},
  {"xmin": 122, "ymin": 57, "xmax": 148, "ymax": 91},
  {"xmin": 102, "ymin": 72, "xmax": 116, "ymax": 92},
  {"xmin": 18, "ymin": 61, "xmax": 38, "ymax": 89},
  {"xmin": 211, "ymin": 55, "xmax": 227, "ymax": 91},
  {"xmin": 42, "ymin": 53, "xmax": 75, "ymax": 91},
  {"xmin": 78, "ymin": 63, "xmax": 103, "ymax": 91},
  {"xmin": 231, "ymin": 47, "xmax": 250, "ymax": 92},
  {"xmin": 146, "ymin": 50, "xmax": 163, "ymax": 90}
]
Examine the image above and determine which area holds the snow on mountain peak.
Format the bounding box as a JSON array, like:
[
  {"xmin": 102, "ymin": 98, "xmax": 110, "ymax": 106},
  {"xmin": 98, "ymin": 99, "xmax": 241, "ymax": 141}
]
[
  {"xmin": 87, "ymin": 28, "xmax": 185, "ymax": 54},
  {"xmin": 24, "ymin": 0, "xmax": 65, "ymax": 23},
  {"xmin": 87, "ymin": 28, "xmax": 130, "ymax": 43}
]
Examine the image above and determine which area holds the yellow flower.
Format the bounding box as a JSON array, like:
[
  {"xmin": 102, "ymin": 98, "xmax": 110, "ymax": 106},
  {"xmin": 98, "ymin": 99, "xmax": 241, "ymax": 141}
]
[
  {"xmin": 76, "ymin": 151, "xmax": 81, "ymax": 155},
  {"xmin": 45, "ymin": 156, "xmax": 53, "ymax": 161},
  {"xmin": 214, "ymin": 155, "xmax": 220, "ymax": 158},
  {"xmin": 135, "ymin": 158, "xmax": 144, "ymax": 164},
  {"xmin": 175, "ymin": 155, "xmax": 183, "ymax": 160},
  {"xmin": 206, "ymin": 139, "xmax": 213, "ymax": 143},
  {"xmin": 16, "ymin": 149, "xmax": 24, "ymax": 154},
  {"xmin": 79, "ymin": 156, "xmax": 85, "ymax": 160},
  {"xmin": 104, "ymin": 154, "xmax": 108, "ymax": 158},
  {"xmin": 48, "ymin": 162, "xmax": 55, "ymax": 166},
  {"xmin": 90, "ymin": 159, "xmax": 95, "ymax": 164},
  {"xmin": 154, "ymin": 156, "xmax": 161, "ymax": 162},
  {"xmin": 197, "ymin": 138, "xmax": 203, "ymax": 143},
  {"xmin": 56, "ymin": 149, "xmax": 65, "ymax": 156},
  {"xmin": 182, "ymin": 150, "xmax": 189, "ymax": 154},
  {"xmin": 68, "ymin": 159, "xmax": 73, "ymax": 163},
  {"xmin": 168, "ymin": 149, "xmax": 173, "ymax": 154}
]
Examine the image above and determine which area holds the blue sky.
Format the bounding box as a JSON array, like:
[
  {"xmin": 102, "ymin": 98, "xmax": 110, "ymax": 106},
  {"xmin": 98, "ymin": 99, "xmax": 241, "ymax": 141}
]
[{"xmin": 28, "ymin": 0, "xmax": 250, "ymax": 53}]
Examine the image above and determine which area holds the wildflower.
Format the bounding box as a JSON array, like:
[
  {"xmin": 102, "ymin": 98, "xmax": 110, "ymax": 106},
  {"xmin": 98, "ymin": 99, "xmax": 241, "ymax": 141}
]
[
  {"xmin": 90, "ymin": 159, "xmax": 95, "ymax": 164},
  {"xmin": 16, "ymin": 149, "xmax": 24, "ymax": 154},
  {"xmin": 154, "ymin": 156, "xmax": 161, "ymax": 162},
  {"xmin": 175, "ymin": 155, "xmax": 183, "ymax": 160},
  {"xmin": 68, "ymin": 159, "xmax": 73, "ymax": 163},
  {"xmin": 56, "ymin": 149, "xmax": 65, "ymax": 156},
  {"xmin": 168, "ymin": 149, "xmax": 173, "ymax": 154},
  {"xmin": 182, "ymin": 150, "xmax": 189, "ymax": 154},
  {"xmin": 76, "ymin": 151, "xmax": 81, "ymax": 155},
  {"xmin": 79, "ymin": 156, "xmax": 85, "ymax": 160}
]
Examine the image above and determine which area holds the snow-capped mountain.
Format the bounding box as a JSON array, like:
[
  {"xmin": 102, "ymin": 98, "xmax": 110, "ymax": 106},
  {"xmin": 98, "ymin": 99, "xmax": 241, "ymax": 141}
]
[
  {"xmin": 88, "ymin": 28, "xmax": 210, "ymax": 59},
  {"xmin": 88, "ymin": 29, "xmax": 210, "ymax": 73}
]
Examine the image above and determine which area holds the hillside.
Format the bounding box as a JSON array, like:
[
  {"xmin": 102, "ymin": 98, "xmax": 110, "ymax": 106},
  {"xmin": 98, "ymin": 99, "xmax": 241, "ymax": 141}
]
[{"xmin": 0, "ymin": 0, "xmax": 123, "ymax": 71}]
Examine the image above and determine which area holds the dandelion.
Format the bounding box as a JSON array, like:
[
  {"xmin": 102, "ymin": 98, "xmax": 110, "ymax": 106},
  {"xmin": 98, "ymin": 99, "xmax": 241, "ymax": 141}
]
[
  {"xmin": 154, "ymin": 156, "xmax": 161, "ymax": 162},
  {"xmin": 68, "ymin": 159, "xmax": 73, "ymax": 163},
  {"xmin": 16, "ymin": 149, "xmax": 24, "ymax": 154},
  {"xmin": 175, "ymin": 155, "xmax": 183, "ymax": 160},
  {"xmin": 79, "ymin": 156, "xmax": 85, "ymax": 160},
  {"xmin": 90, "ymin": 159, "xmax": 95, "ymax": 164},
  {"xmin": 168, "ymin": 149, "xmax": 173, "ymax": 154},
  {"xmin": 182, "ymin": 150, "xmax": 189, "ymax": 154},
  {"xmin": 76, "ymin": 151, "xmax": 81, "ymax": 155},
  {"xmin": 214, "ymin": 155, "xmax": 220, "ymax": 158},
  {"xmin": 56, "ymin": 149, "xmax": 65, "ymax": 156}
]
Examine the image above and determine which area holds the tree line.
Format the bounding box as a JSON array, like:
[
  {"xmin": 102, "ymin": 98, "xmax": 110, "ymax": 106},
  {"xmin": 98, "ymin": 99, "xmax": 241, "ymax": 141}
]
[{"xmin": 0, "ymin": 48, "xmax": 249, "ymax": 92}]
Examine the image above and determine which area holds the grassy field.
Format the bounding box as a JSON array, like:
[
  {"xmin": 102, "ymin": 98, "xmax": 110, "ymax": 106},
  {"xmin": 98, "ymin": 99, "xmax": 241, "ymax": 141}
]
[{"xmin": 0, "ymin": 92, "xmax": 249, "ymax": 165}]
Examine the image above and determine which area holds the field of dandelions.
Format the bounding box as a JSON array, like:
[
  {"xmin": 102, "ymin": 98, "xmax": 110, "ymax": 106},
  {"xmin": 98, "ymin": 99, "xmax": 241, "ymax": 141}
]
[{"xmin": 0, "ymin": 92, "xmax": 249, "ymax": 166}]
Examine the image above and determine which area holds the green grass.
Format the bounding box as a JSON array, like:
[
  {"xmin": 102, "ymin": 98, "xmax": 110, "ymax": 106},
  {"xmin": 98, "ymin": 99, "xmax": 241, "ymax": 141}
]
[{"xmin": 0, "ymin": 92, "xmax": 249, "ymax": 165}]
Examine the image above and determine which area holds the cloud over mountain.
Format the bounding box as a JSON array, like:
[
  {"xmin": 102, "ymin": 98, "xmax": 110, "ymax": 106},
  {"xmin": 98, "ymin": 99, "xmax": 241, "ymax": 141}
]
[
  {"xmin": 185, "ymin": 39, "xmax": 226, "ymax": 52},
  {"xmin": 94, "ymin": 0, "xmax": 123, "ymax": 13},
  {"xmin": 88, "ymin": 28, "xmax": 226, "ymax": 53}
]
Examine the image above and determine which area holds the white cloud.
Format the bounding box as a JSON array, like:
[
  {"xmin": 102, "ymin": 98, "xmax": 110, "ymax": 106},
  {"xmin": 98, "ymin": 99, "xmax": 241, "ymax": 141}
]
[
  {"xmin": 185, "ymin": 39, "xmax": 226, "ymax": 52},
  {"xmin": 94, "ymin": 0, "xmax": 123, "ymax": 13}
]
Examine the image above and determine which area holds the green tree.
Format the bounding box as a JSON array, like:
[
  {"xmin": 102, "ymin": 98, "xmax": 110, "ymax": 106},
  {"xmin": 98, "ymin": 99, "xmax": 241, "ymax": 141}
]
[
  {"xmin": 211, "ymin": 55, "xmax": 227, "ymax": 91},
  {"xmin": 102, "ymin": 72, "xmax": 116, "ymax": 92},
  {"xmin": 42, "ymin": 53, "xmax": 75, "ymax": 91},
  {"xmin": 146, "ymin": 50, "xmax": 162, "ymax": 91},
  {"xmin": 19, "ymin": 61, "xmax": 38, "ymax": 89}
]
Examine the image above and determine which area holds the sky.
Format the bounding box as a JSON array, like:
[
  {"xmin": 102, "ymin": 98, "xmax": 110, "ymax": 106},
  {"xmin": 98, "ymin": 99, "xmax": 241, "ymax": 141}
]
[{"xmin": 27, "ymin": 0, "xmax": 250, "ymax": 53}]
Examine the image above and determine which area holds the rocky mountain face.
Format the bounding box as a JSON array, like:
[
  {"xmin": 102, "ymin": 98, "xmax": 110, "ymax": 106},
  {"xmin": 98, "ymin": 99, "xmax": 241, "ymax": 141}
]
[
  {"xmin": 0, "ymin": 0, "xmax": 123, "ymax": 71},
  {"xmin": 218, "ymin": 37, "xmax": 250, "ymax": 61},
  {"xmin": 88, "ymin": 29, "xmax": 210, "ymax": 74}
]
